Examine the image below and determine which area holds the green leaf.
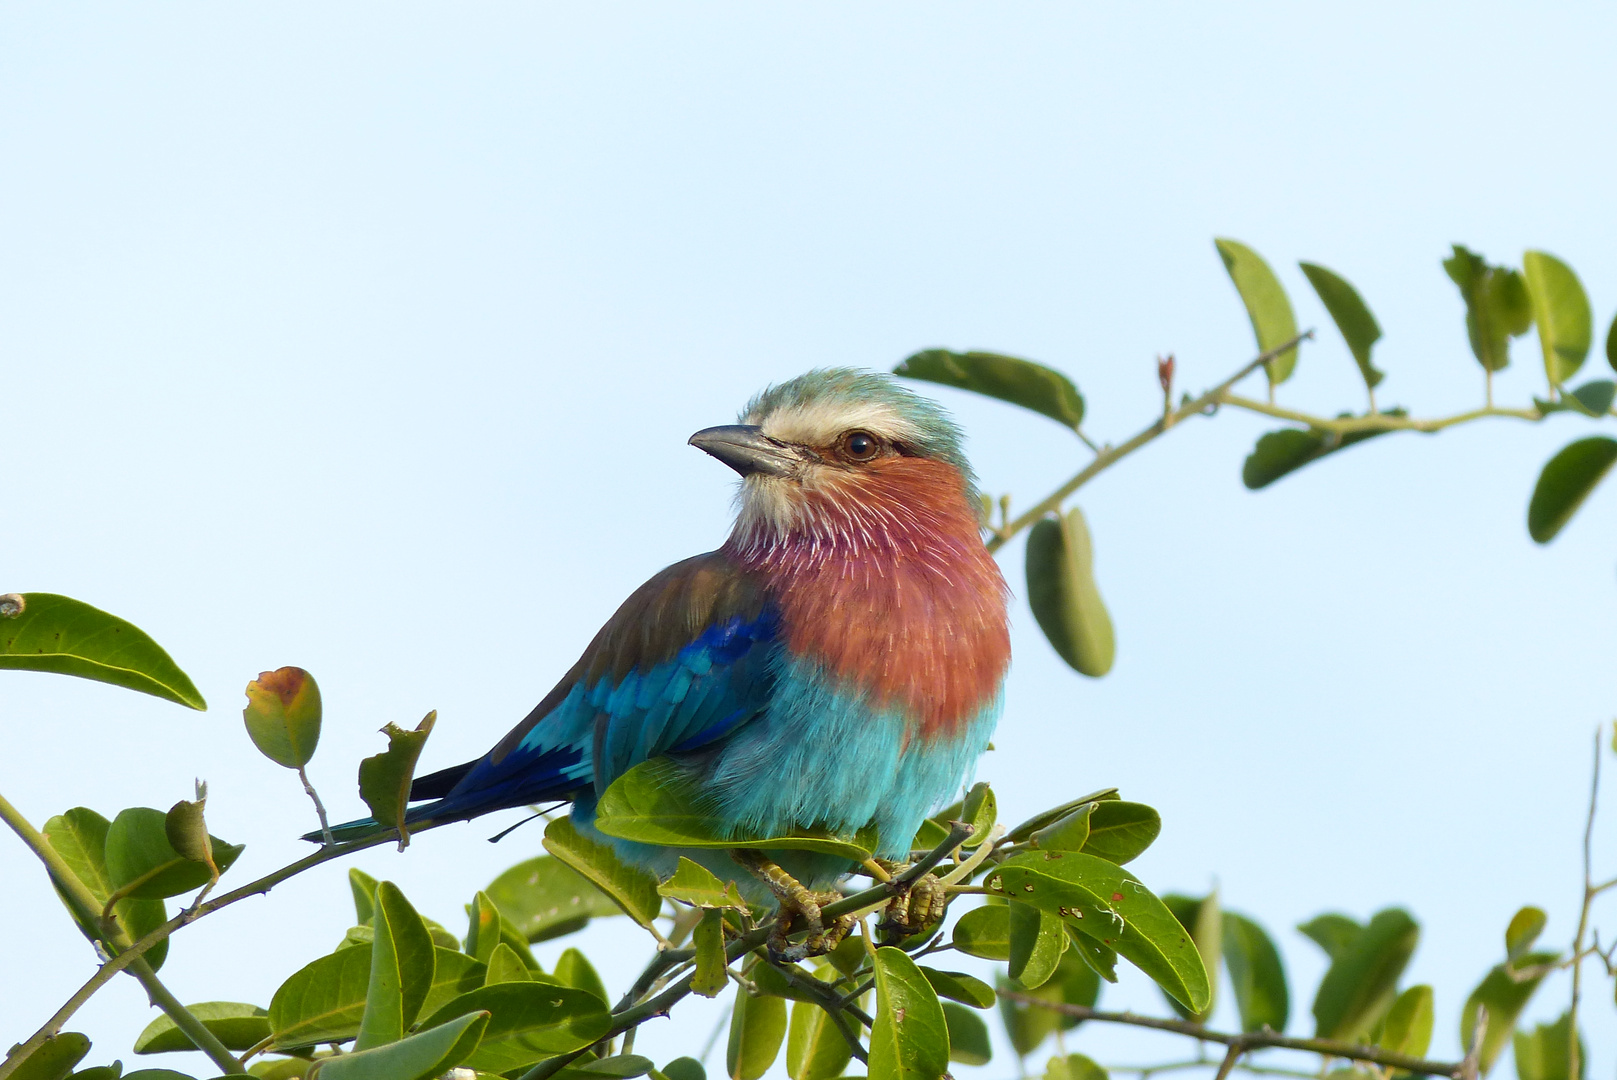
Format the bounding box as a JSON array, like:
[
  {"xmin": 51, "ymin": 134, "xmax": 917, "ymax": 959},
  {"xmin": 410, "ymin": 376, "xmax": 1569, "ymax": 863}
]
[
  {"xmin": 566, "ymin": 1055, "xmax": 655, "ymax": 1078},
  {"xmin": 1528, "ymin": 437, "xmax": 1617, "ymax": 543},
  {"xmin": 868, "ymin": 948, "xmax": 949, "ymax": 1080},
  {"xmin": 692, "ymin": 908, "xmax": 729, "ymax": 998},
  {"xmin": 418, "ymin": 983, "xmax": 613, "ymax": 1073},
  {"xmin": 1537, "ymin": 379, "xmax": 1617, "ymax": 417},
  {"xmin": 66, "ymin": 1066, "xmax": 125, "ymax": 1080},
  {"xmin": 1524, "ymin": 252, "xmax": 1593, "ymax": 387},
  {"xmin": 1008, "ymin": 901, "xmax": 1067, "ymax": 989},
  {"xmin": 1311, "ymin": 908, "xmax": 1419, "ymax": 1041},
  {"xmin": 163, "ymin": 788, "xmax": 214, "ymax": 873},
  {"xmin": 349, "ymin": 868, "xmax": 378, "ymax": 924},
  {"xmin": 1298, "ymin": 914, "xmax": 1363, "ymax": 960},
  {"xmin": 270, "ymin": 944, "xmax": 374, "ymax": 1049},
  {"xmin": 250, "ymin": 1054, "xmax": 325, "ymax": 1078},
  {"xmin": 1065, "ymin": 925, "xmax": 1117, "ymax": 983},
  {"xmin": 1460, "ymin": 951, "xmax": 1559, "ymax": 1076},
  {"xmin": 1160, "ymin": 894, "xmax": 1220, "ymax": 1022},
  {"xmin": 942, "ymin": 1002, "xmax": 991, "ymax": 1066},
  {"xmin": 1300, "ymin": 262, "xmax": 1384, "ymax": 392},
  {"xmin": 960, "ymin": 782, "xmax": 997, "ymax": 841},
  {"xmin": 1080, "ymin": 801, "xmax": 1160, "ymax": 865},
  {"xmin": 658, "ymin": 857, "xmax": 749, "ymax": 911},
  {"xmin": 951, "ymin": 904, "xmax": 1011, "ymax": 960},
  {"xmin": 241, "ymin": 667, "xmax": 322, "ymax": 770},
  {"xmin": 542, "ymin": 817, "xmax": 663, "ymax": 928},
  {"xmin": 1378, "ymin": 985, "xmax": 1433, "ymax": 1059},
  {"xmin": 991, "ymin": 851, "xmax": 1210, "ymax": 1013},
  {"xmin": 1513, "ymin": 1012, "xmax": 1584, "ymax": 1080},
  {"xmin": 908, "ymin": 817, "xmax": 951, "ymax": 853},
  {"xmin": 119, "ymin": 1072, "xmax": 198, "ymax": 1080},
  {"xmin": 1506, "ymin": 907, "xmax": 1548, "ymax": 962},
  {"xmin": 41, "ymin": 808, "xmax": 169, "ymax": 970},
  {"xmin": 596, "ymin": 758, "xmax": 879, "ymax": 861},
  {"xmin": 103, "ymin": 807, "xmax": 242, "ymax": 901},
  {"xmin": 998, "ymin": 951, "xmax": 1100, "ymax": 1058},
  {"xmin": 484, "ymin": 854, "xmax": 626, "ymax": 942},
  {"xmin": 1241, "ymin": 420, "xmax": 1401, "ymax": 490},
  {"xmin": 1444, "ymin": 245, "xmax": 1532, "ymax": 373},
  {"xmin": 1216, "ymin": 238, "xmax": 1301, "ymax": 386},
  {"xmin": 660, "ymin": 1058, "xmax": 706, "ymax": 1080},
  {"xmin": 0, "ymin": 593, "xmax": 205, "ymax": 709},
  {"xmin": 787, "ymin": 997, "xmax": 854, "ymax": 1080},
  {"xmin": 553, "ymin": 948, "xmax": 607, "ymax": 1003},
  {"xmin": 486, "ymin": 943, "xmax": 536, "ymax": 986},
  {"xmin": 419, "ymin": 949, "xmax": 490, "ymax": 1017},
  {"xmin": 1030, "ymin": 804, "xmax": 1092, "ymax": 853},
  {"xmin": 1046, "ymin": 1054, "xmax": 1109, "ymax": 1080},
  {"xmin": 134, "ymin": 1003, "xmax": 271, "ymax": 1054},
  {"xmin": 894, "ymin": 350, "xmax": 1085, "ymax": 428},
  {"xmin": 1608, "ymin": 309, "xmax": 1617, "ymax": 373},
  {"xmin": 354, "ymin": 881, "xmax": 436, "ymax": 1048},
  {"xmin": 357, "ymin": 711, "xmax": 436, "ymax": 848},
  {"xmin": 316, "ymin": 1011, "xmax": 488, "ymax": 1080},
  {"xmin": 6, "ymin": 1032, "xmax": 91, "ymax": 1080},
  {"xmin": 1004, "ymin": 790, "xmax": 1119, "ymax": 844},
  {"xmin": 726, "ymin": 990, "xmax": 787, "ymax": 1080},
  {"xmin": 1025, "ymin": 508, "xmax": 1115, "ymax": 678},
  {"xmin": 917, "ymin": 967, "xmax": 995, "ymax": 1009},
  {"xmin": 1222, "ymin": 910, "xmax": 1289, "ymax": 1034}
]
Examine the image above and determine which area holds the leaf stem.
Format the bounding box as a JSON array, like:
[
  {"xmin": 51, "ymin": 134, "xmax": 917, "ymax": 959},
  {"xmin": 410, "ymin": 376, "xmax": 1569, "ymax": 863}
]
[
  {"xmin": 996, "ymin": 993, "xmax": 1465, "ymax": 1078},
  {"xmin": 298, "ymin": 765, "xmax": 335, "ymax": 847}
]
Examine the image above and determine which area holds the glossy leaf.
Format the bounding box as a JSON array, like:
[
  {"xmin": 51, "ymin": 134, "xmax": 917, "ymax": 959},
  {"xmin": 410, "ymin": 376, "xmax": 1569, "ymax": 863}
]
[
  {"xmin": 1513, "ymin": 1012, "xmax": 1584, "ymax": 1080},
  {"xmin": 692, "ymin": 908, "xmax": 728, "ymax": 998},
  {"xmin": 1080, "ymin": 801, "xmax": 1159, "ymax": 865},
  {"xmin": 1065, "ymin": 925, "xmax": 1118, "ymax": 983},
  {"xmin": 316, "ymin": 1011, "xmax": 488, "ymax": 1080},
  {"xmin": 6, "ymin": 1032, "xmax": 90, "ymax": 1080},
  {"xmin": 1298, "ymin": 913, "xmax": 1363, "ymax": 960},
  {"xmin": 1300, "ymin": 262, "xmax": 1383, "ymax": 391},
  {"xmin": 1460, "ymin": 950, "xmax": 1559, "ymax": 1076},
  {"xmin": 242, "ymin": 667, "xmax": 322, "ymax": 769},
  {"xmin": 1528, "ymin": 437, "xmax": 1617, "ymax": 543},
  {"xmin": 41, "ymin": 808, "xmax": 169, "ymax": 970},
  {"xmin": 486, "ymin": 943, "xmax": 537, "ymax": 985},
  {"xmin": 1506, "ymin": 907, "xmax": 1548, "ymax": 962},
  {"xmin": 1161, "ymin": 893, "xmax": 1220, "ymax": 1022},
  {"xmin": 951, "ymin": 904, "xmax": 1011, "ymax": 960},
  {"xmin": 1312, "ymin": 908, "xmax": 1418, "ymax": 1041},
  {"xmin": 1242, "ymin": 421, "xmax": 1399, "ymax": 490},
  {"xmin": 354, "ymin": 881, "xmax": 436, "ymax": 1048},
  {"xmin": 596, "ymin": 758, "xmax": 879, "ymax": 861},
  {"xmin": 419, "ymin": 949, "xmax": 490, "ymax": 1016},
  {"xmin": 661, "ymin": 1058, "xmax": 706, "ymax": 1080},
  {"xmin": 1004, "ymin": 790, "xmax": 1119, "ymax": 844},
  {"xmin": 991, "ymin": 851, "xmax": 1210, "ymax": 1013},
  {"xmin": 1444, "ymin": 245, "xmax": 1532, "ymax": 373},
  {"xmin": 357, "ymin": 711, "xmax": 436, "ymax": 848},
  {"xmin": 895, "ymin": 349, "xmax": 1085, "ymax": 428},
  {"xmin": 465, "ymin": 891, "xmax": 541, "ymax": 971},
  {"xmin": 1222, "ymin": 911, "xmax": 1289, "ymax": 1034},
  {"xmin": 269, "ymin": 944, "xmax": 373, "ymax": 1049},
  {"xmin": 568, "ymin": 1056, "xmax": 655, "ymax": 1079},
  {"xmin": 787, "ymin": 997, "xmax": 854, "ymax": 1080},
  {"xmin": 918, "ymin": 967, "xmax": 995, "ymax": 1009},
  {"xmin": 418, "ymin": 983, "xmax": 612, "ymax": 1073},
  {"xmin": 542, "ymin": 817, "xmax": 663, "ymax": 928},
  {"xmin": 960, "ymin": 782, "xmax": 997, "ymax": 841},
  {"xmin": 1216, "ymin": 238, "xmax": 1301, "ymax": 385},
  {"xmin": 1008, "ymin": 900, "xmax": 1067, "ymax": 989},
  {"xmin": 1030, "ymin": 804, "xmax": 1092, "ymax": 853},
  {"xmin": 1524, "ymin": 252, "xmax": 1592, "ymax": 387},
  {"xmin": 0, "ymin": 593, "xmax": 205, "ymax": 709},
  {"xmin": 134, "ymin": 1003, "xmax": 270, "ymax": 1054},
  {"xmin": 1378, "ymin": 985, "xmax": 1433, "ymax": 1059},
  {"xmin": 726, "ymin": 990, "xmax": 787, "ymax": 1080},
  {"xmin": 349, "ymin": 868, "xmax": 378, "ymax": 924},
  {"xmin": 1026, "ymin": 508, "xmax": 1114, "ymax": 678},
  {"xmin": 66, "ymin": 1066, "xmax": 126, "ymax": 1080},
  {"xmin": 658, "ymin": 857, "xmax": 748, "ymax": 911},
  {"xmin": 104, "ymin": 808, "xmax": 242, "ymax": 901},
  {"xmin": 484, "ymin": 854, "xmax": 625, "ymax": 942},
  {"xmin": 942, "ymin": 1002, "xmax": 991, "ymax": 1066},
  {"xmin": 544, "ymin": 948, "xmax": 600, "ymax": 1003},
  {"xmin": 868, "ymin": 947, "xmax": 949, "ymax": 1080}
]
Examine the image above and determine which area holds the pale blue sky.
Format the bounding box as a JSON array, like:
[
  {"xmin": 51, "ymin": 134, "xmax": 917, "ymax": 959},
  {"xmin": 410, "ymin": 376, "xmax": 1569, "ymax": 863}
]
[{"xmin": 3, "ymin": 4, "xmax": 1615, "ymax": 1077}]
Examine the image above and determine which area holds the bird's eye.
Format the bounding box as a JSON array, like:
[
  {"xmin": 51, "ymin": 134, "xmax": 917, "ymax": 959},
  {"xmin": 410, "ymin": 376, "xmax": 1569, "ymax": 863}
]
[{"xmin": 841, "ymin": 430, "xmax": 882, "ymax": 462}]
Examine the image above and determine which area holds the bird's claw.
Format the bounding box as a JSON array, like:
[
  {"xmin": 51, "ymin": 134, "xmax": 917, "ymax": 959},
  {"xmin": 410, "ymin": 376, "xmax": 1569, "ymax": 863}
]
[
  {"xmin": 732, "ymin": 849, "xmax": 853, "ymax": 962},
  {"xmin": 876, "ymin": 860, "xmax": 947, "ymax": 945}
]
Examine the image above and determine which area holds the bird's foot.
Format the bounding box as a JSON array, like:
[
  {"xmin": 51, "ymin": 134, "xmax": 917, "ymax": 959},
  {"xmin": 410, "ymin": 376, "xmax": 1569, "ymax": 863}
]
[
  {"xmin": 731, "ymin": 850, "xmax": 854, "ymax": 963},
  {"xmin": 875, "ymin": 858, "xmax": 948, "ymax": 945}
]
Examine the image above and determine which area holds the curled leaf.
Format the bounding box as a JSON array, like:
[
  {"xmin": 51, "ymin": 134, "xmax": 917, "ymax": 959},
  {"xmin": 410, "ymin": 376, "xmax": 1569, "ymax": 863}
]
[{"xmin": 357, "ymin": 711, "xmax": 437, "ymax": 849}]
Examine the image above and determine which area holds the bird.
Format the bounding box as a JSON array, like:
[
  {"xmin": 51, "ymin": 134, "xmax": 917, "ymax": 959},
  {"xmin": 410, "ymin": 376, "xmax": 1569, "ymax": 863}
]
[{"xmin": 318, "ymin": 368, "xmax": 1011, "ymax": 957}]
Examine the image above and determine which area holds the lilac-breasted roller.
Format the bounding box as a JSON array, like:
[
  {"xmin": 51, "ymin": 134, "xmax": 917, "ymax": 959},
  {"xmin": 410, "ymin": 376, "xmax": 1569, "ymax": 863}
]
[{"xmin": 321, "ymin": 369, "xmax": 1010, "ymax": 954}]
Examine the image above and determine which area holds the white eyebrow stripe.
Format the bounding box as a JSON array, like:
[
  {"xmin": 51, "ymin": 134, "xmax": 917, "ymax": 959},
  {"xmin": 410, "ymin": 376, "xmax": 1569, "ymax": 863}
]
[{"xmin": 752, "ymin": 400, "xmax": 922, "ymax": 446}]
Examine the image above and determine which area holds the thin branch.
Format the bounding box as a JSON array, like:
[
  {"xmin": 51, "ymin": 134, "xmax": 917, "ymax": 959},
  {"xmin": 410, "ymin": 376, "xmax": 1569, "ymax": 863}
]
[
  {"xmin": 1219, "ymin": 395, "xmax": 1543, "ymax": 434},
  {"xmin": 1566, "ymin": 727, "xmax": 1603, "ymax": 1080},
  {"xmin": 297, "ymin": 765, "xmax": 335, "ymax": 847},
  {"xmin": 997, "ymin": 993, "xmax": 1466, "ymax": 1079}
]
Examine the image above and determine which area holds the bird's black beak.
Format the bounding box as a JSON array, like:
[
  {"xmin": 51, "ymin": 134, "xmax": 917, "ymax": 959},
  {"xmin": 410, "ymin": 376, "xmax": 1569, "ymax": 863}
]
[{"xmin": 689, "ymin": 424, "xmax": 801, "ymax": 478}]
